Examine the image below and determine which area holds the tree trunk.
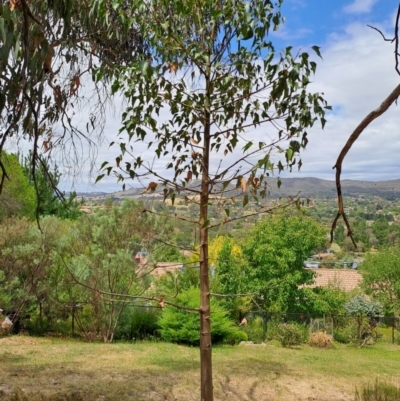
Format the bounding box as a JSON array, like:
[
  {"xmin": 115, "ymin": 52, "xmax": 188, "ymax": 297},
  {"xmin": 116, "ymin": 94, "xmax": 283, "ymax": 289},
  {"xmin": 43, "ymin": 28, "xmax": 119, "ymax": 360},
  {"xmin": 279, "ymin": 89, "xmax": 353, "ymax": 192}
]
[{"xmin": 199, "ymin": 89, "xmax": 213, "ymax": 401}]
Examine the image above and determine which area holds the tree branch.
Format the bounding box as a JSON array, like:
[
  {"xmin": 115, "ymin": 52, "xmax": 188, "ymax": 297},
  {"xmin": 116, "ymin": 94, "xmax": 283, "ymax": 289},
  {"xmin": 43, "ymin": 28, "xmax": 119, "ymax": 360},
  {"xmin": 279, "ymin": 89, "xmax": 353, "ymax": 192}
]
[{"xmin": 331, "ymin": 83, "xmax": 400, "ymax": 246}]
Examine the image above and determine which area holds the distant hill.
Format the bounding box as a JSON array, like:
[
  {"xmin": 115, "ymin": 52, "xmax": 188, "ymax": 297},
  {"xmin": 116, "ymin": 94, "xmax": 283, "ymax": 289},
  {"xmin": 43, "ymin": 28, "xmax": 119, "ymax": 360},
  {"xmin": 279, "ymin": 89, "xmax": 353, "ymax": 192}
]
[{"xmin": 78, "ymin": 177, "xmax": 400, "ymax": 201}]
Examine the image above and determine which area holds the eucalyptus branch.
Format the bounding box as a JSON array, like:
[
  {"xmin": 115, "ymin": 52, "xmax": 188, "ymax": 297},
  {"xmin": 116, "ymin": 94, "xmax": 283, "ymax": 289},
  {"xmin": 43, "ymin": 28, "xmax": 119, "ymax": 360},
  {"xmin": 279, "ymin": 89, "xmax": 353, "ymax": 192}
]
[
  {"xmin": 367, "ymin": 4, "xmax": 400, "ymax": 76},
  {"xmin": 210, "ymin": 292, "xmax": 258, "ymax": 298},
  {"xmin": 207, "ymin": 197, "xmax": 297, "ymax": 229},
  {"xmin": 332, "ymin": 4, "xmax": 400, "ymax": 245},
  {"xmin": 331, "ymin": 83, "xmax": 400, "ymax": 247}
]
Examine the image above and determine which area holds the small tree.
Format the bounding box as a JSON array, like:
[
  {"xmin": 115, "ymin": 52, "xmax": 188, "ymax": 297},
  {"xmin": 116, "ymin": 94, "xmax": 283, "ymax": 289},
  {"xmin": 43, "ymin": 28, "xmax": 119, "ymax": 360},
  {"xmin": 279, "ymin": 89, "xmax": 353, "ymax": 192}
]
[
  {"xmin": 345, "ymin": 295, "xmax": 382, "ymax": 346},
  {"xmin": 61, "ymin": 200, "xmax": 161, "ymax": 342},
  {"xmin": 94, "ymin": 0, "xmax": 330, "ymax": 398}
]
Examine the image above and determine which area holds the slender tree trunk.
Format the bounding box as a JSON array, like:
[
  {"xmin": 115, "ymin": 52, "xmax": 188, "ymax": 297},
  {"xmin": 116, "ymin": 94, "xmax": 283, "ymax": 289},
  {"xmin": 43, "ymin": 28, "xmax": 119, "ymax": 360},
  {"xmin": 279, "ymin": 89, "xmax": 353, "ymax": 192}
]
[{"xmin": 199, "ymin": 79, "xmax": 213, "ymax": 400}]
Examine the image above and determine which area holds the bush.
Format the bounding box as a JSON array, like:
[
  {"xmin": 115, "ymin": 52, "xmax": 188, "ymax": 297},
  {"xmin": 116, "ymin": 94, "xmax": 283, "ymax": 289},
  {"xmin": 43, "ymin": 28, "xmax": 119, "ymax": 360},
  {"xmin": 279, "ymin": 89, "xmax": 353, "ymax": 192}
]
[
  {"xmin": 355, "ymin": 380, "xmax": 400, "ymax": 401},
  {"xmin": 276, "ymin": 323, "xmax": 305, "ymax": 347},
  {"xmin": 224, "ymin": 330, "xmax": 248, "ymax": 345},
  {"xmin": 241, "ymin": 317, "xmax": 265, "ymax": 344},
  {"xmin": 333, "ymin": 327, "xmax": 352, "ymax": 344},
  {"xmin": 309, "ymin": 331, "xmax": 333, "ymax": 348},
  {"xmin": 115, "ymin": 307, "xmax": 160, "ymax": 341},
  {"xmin": 158, "ymin": 288, "xmax": 241, "ymax": 345},
  {"xmin": 27, "ymin": 316, "xmax": 50, "ymax": 336}
]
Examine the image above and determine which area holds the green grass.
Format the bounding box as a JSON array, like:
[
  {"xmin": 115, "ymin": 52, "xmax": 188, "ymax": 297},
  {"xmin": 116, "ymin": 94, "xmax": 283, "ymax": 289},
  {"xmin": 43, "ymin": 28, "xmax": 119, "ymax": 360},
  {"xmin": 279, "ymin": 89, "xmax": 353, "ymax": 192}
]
[{"xmin": 0, "ymin": 336, "xmax": 400, "ymax": 400}]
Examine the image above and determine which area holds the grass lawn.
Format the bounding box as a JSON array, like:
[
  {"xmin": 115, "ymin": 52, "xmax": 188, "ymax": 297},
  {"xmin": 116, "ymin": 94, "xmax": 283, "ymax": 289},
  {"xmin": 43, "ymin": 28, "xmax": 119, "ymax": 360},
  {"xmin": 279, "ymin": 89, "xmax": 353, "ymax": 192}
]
[{"xmin": 0, "ymin": 335, "xmax": 399, "ymax": 401}]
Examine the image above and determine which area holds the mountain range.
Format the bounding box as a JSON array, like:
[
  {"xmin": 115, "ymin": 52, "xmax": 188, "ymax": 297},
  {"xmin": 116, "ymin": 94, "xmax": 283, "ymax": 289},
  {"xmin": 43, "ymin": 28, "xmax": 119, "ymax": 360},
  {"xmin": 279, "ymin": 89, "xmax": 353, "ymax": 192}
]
[{"xmin": 78, "ymin": 177, "xmax": 400, "ymax": 201}]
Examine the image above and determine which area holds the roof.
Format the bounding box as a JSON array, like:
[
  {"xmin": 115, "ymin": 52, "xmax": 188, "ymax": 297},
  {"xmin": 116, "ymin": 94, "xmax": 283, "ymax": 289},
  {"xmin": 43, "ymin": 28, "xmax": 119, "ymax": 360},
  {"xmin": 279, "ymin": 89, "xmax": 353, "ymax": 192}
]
[
  {"xmin": 151, "ymin": 262, "xmax": 184, "ymax": 277},
  {"xmin": 306, "ymin": 268, "xmax": 363, "ymax": 292}
]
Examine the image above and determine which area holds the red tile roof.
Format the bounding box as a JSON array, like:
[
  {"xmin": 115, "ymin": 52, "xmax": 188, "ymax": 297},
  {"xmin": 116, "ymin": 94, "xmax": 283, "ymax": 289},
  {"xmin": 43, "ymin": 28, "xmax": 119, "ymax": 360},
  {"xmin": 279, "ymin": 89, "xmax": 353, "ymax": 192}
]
[{"xmin": 306, "ymin": 268, "xmax": 363, "ymax": 292}]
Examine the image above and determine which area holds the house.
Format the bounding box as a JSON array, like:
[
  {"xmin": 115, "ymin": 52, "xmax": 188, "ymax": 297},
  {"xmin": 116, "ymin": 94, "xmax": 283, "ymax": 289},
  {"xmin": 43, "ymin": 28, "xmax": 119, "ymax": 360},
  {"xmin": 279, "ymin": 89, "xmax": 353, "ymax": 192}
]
[
  {"xmin": 306, "ymin": 268, "xmax": 363, "ymax": 292},
  {"xmin": 151, "ymin": 262, "xmax": 184, "ymax": 277}
]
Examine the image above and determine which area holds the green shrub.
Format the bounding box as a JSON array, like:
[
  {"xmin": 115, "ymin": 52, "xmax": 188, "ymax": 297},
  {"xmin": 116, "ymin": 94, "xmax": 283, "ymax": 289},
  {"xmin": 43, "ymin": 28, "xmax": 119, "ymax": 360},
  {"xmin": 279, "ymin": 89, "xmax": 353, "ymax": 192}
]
[
  {"xmin": 224, "ymin": 330, "xmax": 248, "ymax": 345},
  {"xmin": 333, "ymin": 327, "xmax": 351, "ymax": 344},
  {"xmin": 115, "ymin": 307, "xmax": 160, "ymax": 341},
  {"xmin": 241, "ymin": 317, "xmax": 265, "ymax": 344},
  {"xmin": 27, "ymin": 316, "xmax": 50, "ymax": 336},
  {"xmin": 158, "ymin": 288, "xmax": 241, "ymax": 345},
  {"xmin": 276, "ymin": 323, "xmax": 305, "ymax": 347},
  {"xmin": 355, "ymin": 380, "xmax": 400, "ymax": 401}
]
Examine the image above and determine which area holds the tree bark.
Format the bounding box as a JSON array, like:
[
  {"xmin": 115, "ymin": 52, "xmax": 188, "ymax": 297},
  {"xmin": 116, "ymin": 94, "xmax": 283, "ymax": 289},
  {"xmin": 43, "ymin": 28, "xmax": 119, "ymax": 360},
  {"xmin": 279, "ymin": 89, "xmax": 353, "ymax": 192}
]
[{"xmin": 199, "ymin": 77, "xmax": 213, "ymax": 401}]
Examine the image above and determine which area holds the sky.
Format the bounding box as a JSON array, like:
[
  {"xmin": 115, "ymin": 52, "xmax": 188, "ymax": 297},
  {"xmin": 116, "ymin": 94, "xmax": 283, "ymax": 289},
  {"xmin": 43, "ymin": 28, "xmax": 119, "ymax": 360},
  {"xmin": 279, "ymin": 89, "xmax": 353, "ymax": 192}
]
[{"xmin": 11, "ymin": 0, "xmax": 400, "ymax": 193}]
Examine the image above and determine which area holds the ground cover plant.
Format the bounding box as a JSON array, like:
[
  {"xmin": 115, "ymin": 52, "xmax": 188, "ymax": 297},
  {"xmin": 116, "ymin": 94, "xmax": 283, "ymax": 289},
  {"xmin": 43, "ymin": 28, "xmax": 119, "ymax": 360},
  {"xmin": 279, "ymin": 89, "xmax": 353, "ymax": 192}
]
[{"xmin": 1, "ymin": 336, "xmax": 400, "ymax": 401}]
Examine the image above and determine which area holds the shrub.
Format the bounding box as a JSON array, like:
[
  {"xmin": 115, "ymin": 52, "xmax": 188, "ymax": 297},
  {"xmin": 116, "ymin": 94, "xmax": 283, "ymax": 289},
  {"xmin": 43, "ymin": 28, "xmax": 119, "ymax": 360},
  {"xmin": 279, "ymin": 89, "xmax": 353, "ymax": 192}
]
[
  {"xmin": 158, "ymin": 288, "xmax": 241, "ymax": 345},
  {"xmin": 333, "ymin": 327, "xmax": 352, "ymax": 344},
  {"xmin": 241, "ymin": 317, "xmax": 265, "ymax": 344},
  {"xmin": 224, "ymin": 330, "xmax": 248, "ymax": 345},
  {"xmin": 355, "ymin": 380, "xmax": 400, "ymax": 401},
  {"xmin": 115, "ymin": 307, "xmax": 160, "ymax": 341},
  {"xmin": 309, "ymin": 331, "xmax": 333, "ymax": 348},
  {"xmin": 26, "ymin": 316, "xmax": 50, "ymax": 336},
  {"xmin": 276, "ymin": 323, "xmax": 305, "ymax": 347}
]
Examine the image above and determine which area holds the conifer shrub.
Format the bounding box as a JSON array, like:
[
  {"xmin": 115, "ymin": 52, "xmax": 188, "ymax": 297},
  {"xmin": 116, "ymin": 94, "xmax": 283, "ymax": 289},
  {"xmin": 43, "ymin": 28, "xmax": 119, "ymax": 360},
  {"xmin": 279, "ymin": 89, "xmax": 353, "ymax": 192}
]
[{"xmin": 158, "ymin": 288, "xmax": 243, "ymax": 345}]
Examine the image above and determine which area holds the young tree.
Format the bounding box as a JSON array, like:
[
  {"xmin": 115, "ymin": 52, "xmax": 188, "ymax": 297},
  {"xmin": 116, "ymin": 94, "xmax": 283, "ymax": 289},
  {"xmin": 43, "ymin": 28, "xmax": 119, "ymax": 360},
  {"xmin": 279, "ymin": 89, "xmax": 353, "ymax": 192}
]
[
  {"xmin": 59, "ymin": 200, "xmax": 171, "ymax": 342},
  {"xmin": 0, "ymin": 216, "xmax": 66, "ymax": 322},
  {"xmin": 95, "ymin": 0, "xmax": 330, "ymax": 398}
]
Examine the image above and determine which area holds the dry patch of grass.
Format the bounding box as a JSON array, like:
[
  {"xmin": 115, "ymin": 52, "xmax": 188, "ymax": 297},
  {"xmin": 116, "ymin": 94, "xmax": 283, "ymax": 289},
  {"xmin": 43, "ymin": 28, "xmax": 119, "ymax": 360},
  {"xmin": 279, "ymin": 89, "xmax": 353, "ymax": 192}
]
[{"xmin": 0, "ymin": 336, "xmax": 399, "ymax": 401}]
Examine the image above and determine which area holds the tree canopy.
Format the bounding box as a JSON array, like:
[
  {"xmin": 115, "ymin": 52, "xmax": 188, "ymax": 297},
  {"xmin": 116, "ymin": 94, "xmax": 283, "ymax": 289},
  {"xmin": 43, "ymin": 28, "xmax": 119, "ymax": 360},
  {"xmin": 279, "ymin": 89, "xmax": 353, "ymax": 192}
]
[
  {"xmin": 0, "ymin": 0, "xmax": 147, "ymax": 195},
  {"xmin": 242, "ymin": 213, "xmax": 327, "ymax": 313},
  {"xmin": 361, "ymin": 247, "xmax": 400, "ymax": 316}
]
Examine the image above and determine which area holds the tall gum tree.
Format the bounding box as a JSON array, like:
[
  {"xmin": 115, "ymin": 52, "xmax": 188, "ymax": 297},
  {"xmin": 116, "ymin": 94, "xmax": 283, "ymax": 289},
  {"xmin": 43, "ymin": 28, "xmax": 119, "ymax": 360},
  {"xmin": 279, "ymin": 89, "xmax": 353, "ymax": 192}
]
[{"xmin": 94, "ymin": 0, "xmax": 331, "ymax": 399}]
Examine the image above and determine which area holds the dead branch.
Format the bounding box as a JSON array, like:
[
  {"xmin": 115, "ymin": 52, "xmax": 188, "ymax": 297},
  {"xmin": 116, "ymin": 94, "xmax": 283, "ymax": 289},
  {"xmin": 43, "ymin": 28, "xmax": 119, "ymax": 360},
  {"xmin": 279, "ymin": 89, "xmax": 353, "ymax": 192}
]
[
  {"xmin": 332, "ymin": 3, "xmax": 400, "ymax": 246},
  {"xmin": 332, "ymin": 83, "xmax": 400, "ymax": 246}
]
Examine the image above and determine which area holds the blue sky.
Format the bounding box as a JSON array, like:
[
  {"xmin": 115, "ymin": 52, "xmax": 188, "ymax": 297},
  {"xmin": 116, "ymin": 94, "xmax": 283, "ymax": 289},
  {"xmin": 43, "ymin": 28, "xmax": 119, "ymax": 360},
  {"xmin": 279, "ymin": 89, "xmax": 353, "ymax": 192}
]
[
  {"xmin": 68, "ymin": 0, "xmax": 400, "ymax": 192},
  {"xmin": 8, "ymin": 0, "xmax": 400, "ymax": 192}
]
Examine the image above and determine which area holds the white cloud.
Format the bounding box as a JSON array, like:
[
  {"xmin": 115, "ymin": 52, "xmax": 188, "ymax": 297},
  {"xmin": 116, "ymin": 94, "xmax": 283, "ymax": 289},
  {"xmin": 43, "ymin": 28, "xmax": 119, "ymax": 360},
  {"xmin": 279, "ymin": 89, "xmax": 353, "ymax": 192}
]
[
  {"xmin": 343, "ymin": 0, "xmax": 379, "ymax": 14},
  {"xmin": 288, "ymin": 20, "xmax": 400, "ymax": 182},
  {"xmin": 32, "ymin": 11, "xmax": 400, "ymax": 192}
]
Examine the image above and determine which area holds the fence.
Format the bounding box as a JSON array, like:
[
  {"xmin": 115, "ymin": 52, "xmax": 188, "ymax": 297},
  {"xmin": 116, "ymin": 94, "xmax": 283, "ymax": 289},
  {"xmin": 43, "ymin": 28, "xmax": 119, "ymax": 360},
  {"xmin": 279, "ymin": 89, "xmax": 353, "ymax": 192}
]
[{"xmin": 240, "ymin": 312, "xmax": 400, "ymax": 344}]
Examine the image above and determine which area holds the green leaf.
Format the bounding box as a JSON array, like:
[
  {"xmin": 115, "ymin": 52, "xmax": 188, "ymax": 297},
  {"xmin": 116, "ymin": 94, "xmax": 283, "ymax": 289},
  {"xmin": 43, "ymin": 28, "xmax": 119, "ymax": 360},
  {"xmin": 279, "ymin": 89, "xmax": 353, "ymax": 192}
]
[
  {"xmin": 242, "ymin": 194, "xmax": 249, "ymax": 207},
  {"xmin": 311, "ymin": 46, "xmax": 322, "ymax": 59},
  {"xmin": 202, "ymin": 219, "xmax": 210, "ymax": 228},
  {"xmin": 224, "ymin": 209, "xmax": 230, "ymax": 217},
  {"xmin": 95, "ymin": 174, "xmax": 105, "ymax": 183},
  {"xmin": 140, "ymin": 61, "xmax": 150, "ymax": 76}
]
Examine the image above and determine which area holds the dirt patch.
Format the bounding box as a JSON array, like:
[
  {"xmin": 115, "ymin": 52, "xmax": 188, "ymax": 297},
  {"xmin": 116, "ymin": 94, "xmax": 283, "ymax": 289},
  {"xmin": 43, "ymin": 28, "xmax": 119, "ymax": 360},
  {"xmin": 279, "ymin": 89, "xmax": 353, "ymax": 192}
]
[{"xmin": 0, "ymin": 336, "xmax": 38, "ymax": 346}]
